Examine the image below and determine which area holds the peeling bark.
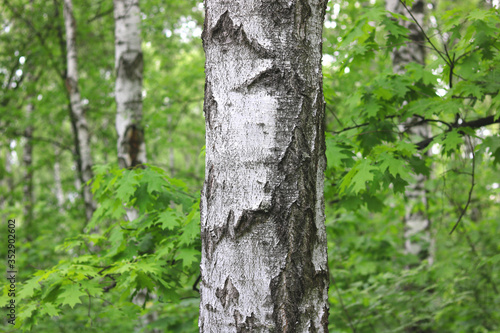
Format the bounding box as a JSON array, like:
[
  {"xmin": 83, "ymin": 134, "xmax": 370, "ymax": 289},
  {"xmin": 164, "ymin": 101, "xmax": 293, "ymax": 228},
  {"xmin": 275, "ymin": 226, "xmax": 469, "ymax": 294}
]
[
  {"xmin": 114, "ymin": 0, "xmax": 146, "ymax": 169},
  {"xmin": 200, "ymin": 2, "xmax": 329, "ymax": 331},
  {"xmin": 63, "ymin": 0, "xmax": 95, "ymax": 221}
]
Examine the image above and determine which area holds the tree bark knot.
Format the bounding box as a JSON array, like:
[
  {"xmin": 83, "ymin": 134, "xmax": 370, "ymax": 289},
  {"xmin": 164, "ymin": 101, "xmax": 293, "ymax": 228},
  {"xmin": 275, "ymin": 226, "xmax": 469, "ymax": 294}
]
[
  {"xmin": 215, "ymin": 277, "xmax": 240, "ymax": 309},
  {"xmin": 205, "ymin": 10, "xmax": 271, "ymax": 58}
]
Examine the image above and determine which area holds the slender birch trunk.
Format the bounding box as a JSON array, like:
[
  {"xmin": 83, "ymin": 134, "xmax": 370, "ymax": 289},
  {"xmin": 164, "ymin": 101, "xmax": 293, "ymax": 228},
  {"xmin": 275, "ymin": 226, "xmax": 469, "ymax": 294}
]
[
  {"xmin": 23, "ymin": 102, "xmax": 34, "ymax": 238},
  {"xmin": 63, "ymin": 0, "xmax": 94, "ymax": 221},
  {"xmin": 114, "ymin": 0, "xmax": 146, "ymax": 170},
  {"xmin": 114, "ymin": 2, "xmax": 156, "ymax": 331},
  {"xmin": 386, "ymin": 0, "xmax": 433, "ymax": 265},
  {"xmin": 200, "ymin": 2, "xmax": 329, "ymax": 331}
]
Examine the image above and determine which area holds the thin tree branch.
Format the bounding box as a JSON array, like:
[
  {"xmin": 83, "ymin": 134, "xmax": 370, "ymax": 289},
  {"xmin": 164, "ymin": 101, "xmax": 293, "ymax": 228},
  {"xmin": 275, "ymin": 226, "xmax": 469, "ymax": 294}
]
[
  {"xmin": 449, "ymin": 137, "xmax": 475, "ymax": 235},
  {"xmin": 416, "ymin": 115, "xmax": 500, "ymax": 150},
  {"xmin": 398, "ymin": 0, "xmax": 451, "ymax": 67},
  {"xmin": 87, "ymin": 7, "xmax": 113, "ymax": 23}
]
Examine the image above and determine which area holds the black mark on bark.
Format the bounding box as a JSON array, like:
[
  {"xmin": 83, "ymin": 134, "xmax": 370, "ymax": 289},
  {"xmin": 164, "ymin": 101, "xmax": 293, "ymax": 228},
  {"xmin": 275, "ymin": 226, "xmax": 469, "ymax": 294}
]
[
  {"xmin": 205, "ymin": 164, "xmax": 215, "ymax": 200},
  {"xmin": 117, "ymin": 51, "xmax": 143, "ymax": 81},
  {"xmin": 121, "ymin": 124, "xmax": 144, "ymax": 167},
  {"xmin": 234, "ymin": 209, "xmax": 269, "ymax": 239},
  {"xmin": 204, "ymin": 82, "xmax": 217, "ymax": 130},
  {"xmin": 216, "ymin": 277, "xmax": 240, "ymax": 308},
  {"xmin": 208, "ymin": 11, "xmax": 271, "ymax": 58},
  {"xmin": 234, "ymin": 310, "xmax": 260, "ymax": 333}
]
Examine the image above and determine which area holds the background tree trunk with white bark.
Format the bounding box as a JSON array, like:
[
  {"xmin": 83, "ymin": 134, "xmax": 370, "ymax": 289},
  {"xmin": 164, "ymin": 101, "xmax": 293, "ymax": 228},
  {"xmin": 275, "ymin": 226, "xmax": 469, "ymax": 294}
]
[
  {"xmin": 200, "ymin": 1, "xmax": 329, "ymax": 331},
  {"xmin": 114, "ymin": 0, "xmax": 146, "ymax": 170},
  {"xmin": 63, "ymin": 0, "xmax": 94, "ymax": 221},
  {"xmin": 386, "ymin": 0, "xmax": 433, "ymax": 265}
]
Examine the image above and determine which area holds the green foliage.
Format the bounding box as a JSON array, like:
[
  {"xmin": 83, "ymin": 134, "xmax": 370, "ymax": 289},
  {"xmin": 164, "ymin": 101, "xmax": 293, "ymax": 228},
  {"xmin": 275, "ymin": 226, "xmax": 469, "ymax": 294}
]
[
  {"xmin": 1, "ymin": 0, "xmax": 499, "ymax": 331},
  {"xmin": 6, "ymin": 164, "xmax": 200, "ymax": 331},
  {"xmin": 324, "ymin": 0, "xmax": 500, "ymax": 331}
]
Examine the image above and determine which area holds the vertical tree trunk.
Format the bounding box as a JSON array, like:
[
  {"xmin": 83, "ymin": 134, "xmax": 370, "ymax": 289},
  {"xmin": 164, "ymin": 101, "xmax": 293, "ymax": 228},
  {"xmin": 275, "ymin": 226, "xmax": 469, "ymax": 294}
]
[
  {"xmin": 200, "ymin": 2, "xmax": 329, "ymax": 331},
  {"xmin": 63, "ymin": 0, "xmax": 94, "ymax": 221},
  {"xmin": 386, "ymin": 0, "xmax": 433, "ymax": 265},
  {"xmin": 23, "ymin": 102, "xmax": 34, "ymax": 238},
  {"xmin": 53, "ymin": 145, "xmax": 65, "ymax": 212},
  {"xmin": 114, "ymin": 0, "xmax": 146, "ymax": 170},
  {"xmin": 114, "ymin": 2, "xmax": 156, "ymax": 332},
  {"xmin": 4, "ymin": 143, "xmax": 14, "ymax": 206}
]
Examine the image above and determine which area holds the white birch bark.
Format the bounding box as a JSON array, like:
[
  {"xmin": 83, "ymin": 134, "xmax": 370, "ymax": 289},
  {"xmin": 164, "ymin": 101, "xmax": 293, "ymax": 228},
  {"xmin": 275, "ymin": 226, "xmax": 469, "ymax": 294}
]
[
  {"xmin": 114, "ymin": 2, "xmax": 155, "ymax": 331},
  {"xmin": 200, "ymin": 1, "xmax": 329, "ymax": 331},
  {"xmin": 63, "ymin": 0, "xmax": 94, "ymax": 221},
  {"xmin": 386, "ymin": 0, "xmax": 433, "ymax": 264},
  {"xmin": 114, "ymin": 0, "xmax": 146, "ymax": 169}
]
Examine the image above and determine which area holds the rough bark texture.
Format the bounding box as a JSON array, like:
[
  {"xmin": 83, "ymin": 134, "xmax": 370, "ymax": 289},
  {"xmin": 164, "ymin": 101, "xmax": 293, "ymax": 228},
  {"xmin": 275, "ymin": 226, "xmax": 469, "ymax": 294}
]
[
  {"xmin": 114, "ymin": 0, "xmax": 146, "ymax": 170},
  {"xmin": 200, "ymin": 1, "xmax": 329, "ymax": 332},
  {"xmin": 63, "ymin": 0, "xmax": 94, "ymax": 221},
  {"xmin": 23, "ymin": 102, "xmax": 34, "ymax": 236}
]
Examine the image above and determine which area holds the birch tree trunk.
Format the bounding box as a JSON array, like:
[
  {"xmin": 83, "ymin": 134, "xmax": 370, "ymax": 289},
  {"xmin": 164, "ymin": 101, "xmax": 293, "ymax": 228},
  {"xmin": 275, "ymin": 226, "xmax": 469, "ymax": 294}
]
[
  {"xmin": 63, "ymin": 0, "xmax": 94, "ymax": 221},
  {"xmin": 114, "ymin": 0, "xmax": 146, "ymax": 170},
  {"xmin": 114, "ymin": 2, "xmax": 157, "ymax": 331},
  {"xmin": 200, "ymin": 2, "xmax": 329, "ymax": 331},
  {"xmin": 386, "ymin": 0, "xmax": 433, "ymax": 265}
]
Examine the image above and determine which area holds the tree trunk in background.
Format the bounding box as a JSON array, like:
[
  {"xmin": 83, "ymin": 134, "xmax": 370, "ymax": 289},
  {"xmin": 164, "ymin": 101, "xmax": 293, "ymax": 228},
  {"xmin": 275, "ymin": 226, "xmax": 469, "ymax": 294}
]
[
  {"xmin": 0, "ymin": 140, "xmax": 14, "ymax": 210},
  {"xmin": 53, "ymin": 145, "xmax": 65, "ymax": 212},
  {"xmin": 114, "ymin": 0, "xmax": 146, "ymax": 170},
  {"xmin": 114, "ymin": 2, "xmax": 157, "ymax": 332},
  {"xmin": 386, "ymin": 0, "xmax": 433, "ymax": 265},
  {"xmin": 200, "ymin": 1, "xmax": 329, "ymax": 331},
  {"xmin": 63, "ymin": 0, "xmax": 94, "ymax": 221},
  {"xmin": 23, "ymin": 102, "xmax": 34, "ymax": 239}
]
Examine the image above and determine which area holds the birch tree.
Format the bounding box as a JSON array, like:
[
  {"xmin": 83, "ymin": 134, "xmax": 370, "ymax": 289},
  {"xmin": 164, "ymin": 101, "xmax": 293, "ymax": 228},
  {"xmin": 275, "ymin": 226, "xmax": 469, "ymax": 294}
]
[
  {"xmin": 114, "ymin": 0, "xmax": 146, "ymax": 170},
  {"xmin": 63, "ymin": 0, "xmax": 94, "ymax": 221},
  {"xmin": 386, "ymin": 0, "xmax": 433, "ymax": 264},
  {"xmin": 200, "ymin": 1, "xmax": 329, "ymax": 331}
]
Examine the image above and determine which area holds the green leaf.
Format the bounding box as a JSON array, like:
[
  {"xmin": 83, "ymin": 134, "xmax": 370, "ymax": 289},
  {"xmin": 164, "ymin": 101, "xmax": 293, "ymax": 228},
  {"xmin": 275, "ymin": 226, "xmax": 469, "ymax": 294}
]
[
  {"xmin": 58, "ymin": 284, "xmax": 86, "ymax": 309},
  {"xmin": 142, "ymin": 168, "xmax": 166, "ymax": 194},
  {"xmin": 116, "ymin": 170, "xmax": 139, "ymax": 202},
  {"xmin": 340, "ymin": 159, "xmax": 378, "ymax": 195},
  {"xmin": 39, "ymin": 303, "xmax": 60, "ymax": 317},
  {"xmin": 158, "ymin": 209, "xmax": 181, "ymax": 230},
  {"xmin": 179, "ymin": 208, "xmax": 200, "ymax": 246},
  {"xmin": 439, "ymin": 130, "xmax": 463, "ymax": 156},
  {"xmin": 18, "ymin": 276, "xmax": 42, "ymax": 300},
  {"xmin": 175, "ymin": 248, "xmax": 201, "ymax": 268},
  {"xmin": 326, "ymin": 139, "xmax": 354, "ymax": 169}
]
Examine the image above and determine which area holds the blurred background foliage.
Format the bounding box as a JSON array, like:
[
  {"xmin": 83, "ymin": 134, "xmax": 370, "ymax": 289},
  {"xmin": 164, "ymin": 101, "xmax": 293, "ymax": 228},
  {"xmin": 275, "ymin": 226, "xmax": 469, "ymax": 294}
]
[{"xmin": 0, "ymin": 0, "xmax": 499, "ymax": 332}]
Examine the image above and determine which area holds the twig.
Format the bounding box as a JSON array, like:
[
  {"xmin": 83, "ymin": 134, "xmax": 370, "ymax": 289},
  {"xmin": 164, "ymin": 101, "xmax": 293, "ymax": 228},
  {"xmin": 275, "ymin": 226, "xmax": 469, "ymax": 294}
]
[
  {"xmin": 193, "ymin": 274, "xmax": 201, "ymax": 293},
  {"xmin": 449, "ymin": 137, "xmax": 475, "ymax": 235},
  {"xmin": 398, "ymin": 0, "xmax": 451, "ymax": 67}
]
